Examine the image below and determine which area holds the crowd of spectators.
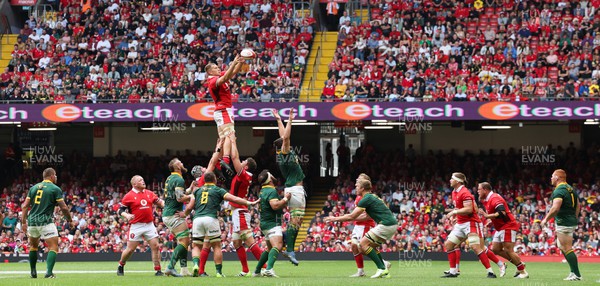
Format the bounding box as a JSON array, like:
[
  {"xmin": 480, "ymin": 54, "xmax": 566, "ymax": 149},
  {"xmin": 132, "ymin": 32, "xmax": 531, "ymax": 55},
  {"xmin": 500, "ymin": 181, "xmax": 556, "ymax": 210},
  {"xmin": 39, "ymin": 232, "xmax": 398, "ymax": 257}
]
[
  {"xmin": 322, "ymin": 0, "xmax": 600, "ymax": 102},
  {"xmin": 300, "ymin": 142, "xmax": 600, "ymax": 256},
  {"xmin": 0, "ymin": 141, "xmax": 306, "ymax": 255},
  {"xmin": 0, "ymin": 0, "xmax": 314, "ymax": 104}
]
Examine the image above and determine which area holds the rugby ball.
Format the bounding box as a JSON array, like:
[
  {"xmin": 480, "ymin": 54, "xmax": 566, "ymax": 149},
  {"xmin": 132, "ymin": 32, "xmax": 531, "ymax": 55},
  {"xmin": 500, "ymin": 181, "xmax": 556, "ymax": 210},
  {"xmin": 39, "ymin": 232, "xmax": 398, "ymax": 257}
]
[{"xmin": 240, "ymin": 48, "xmax": 256, "ymax": 59}]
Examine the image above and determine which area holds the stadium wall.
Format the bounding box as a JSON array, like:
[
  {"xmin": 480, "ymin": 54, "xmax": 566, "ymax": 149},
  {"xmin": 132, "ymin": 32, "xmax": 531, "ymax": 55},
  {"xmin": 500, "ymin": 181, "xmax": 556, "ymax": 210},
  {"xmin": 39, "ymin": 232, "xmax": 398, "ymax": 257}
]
[
  {"xmin": 93, "ymin": 126, "xmax": 265, "ymax": 157},
  {"xmin": 404, "ymin": 123, "xmax": 581, "ymax": 154}
]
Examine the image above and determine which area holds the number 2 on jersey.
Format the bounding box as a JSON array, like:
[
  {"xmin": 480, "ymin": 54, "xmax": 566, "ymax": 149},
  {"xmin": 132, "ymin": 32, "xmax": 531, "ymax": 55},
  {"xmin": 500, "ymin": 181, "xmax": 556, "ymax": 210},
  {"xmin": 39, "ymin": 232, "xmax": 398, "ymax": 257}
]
[
  {"xmin": 200, "ymin": 191, "xmax": 209, "ymax": 204},
  {"xmin": 34, "ymin": 189, "xmax": 43, "ymax": 204}
]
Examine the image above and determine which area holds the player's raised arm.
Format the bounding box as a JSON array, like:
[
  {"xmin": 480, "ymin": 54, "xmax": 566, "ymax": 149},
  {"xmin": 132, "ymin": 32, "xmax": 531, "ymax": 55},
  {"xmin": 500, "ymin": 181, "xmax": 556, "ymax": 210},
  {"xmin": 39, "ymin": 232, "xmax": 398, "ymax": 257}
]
[
  {"xmin": 206, "ymin": 138, "xmax": 225, "ymax": 173},
  {"xmin": 228, "ymin": 133, "xmax": 243, "ymax": 174},
  {"xmin": 216, "ymin": 55, "xmax": 245, "ymax": 87},
  {"xmin": 272, "ymin": 109, "xmax": 286, "ymax": 138}
]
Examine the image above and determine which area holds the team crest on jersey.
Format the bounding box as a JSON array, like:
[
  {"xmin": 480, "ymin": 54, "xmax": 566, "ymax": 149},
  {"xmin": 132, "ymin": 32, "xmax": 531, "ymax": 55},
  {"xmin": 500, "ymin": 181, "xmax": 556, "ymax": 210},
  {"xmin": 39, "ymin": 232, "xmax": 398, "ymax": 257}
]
[{"xmin": 130, "ymin": 233, "xmax": 135, "ymax": 239}]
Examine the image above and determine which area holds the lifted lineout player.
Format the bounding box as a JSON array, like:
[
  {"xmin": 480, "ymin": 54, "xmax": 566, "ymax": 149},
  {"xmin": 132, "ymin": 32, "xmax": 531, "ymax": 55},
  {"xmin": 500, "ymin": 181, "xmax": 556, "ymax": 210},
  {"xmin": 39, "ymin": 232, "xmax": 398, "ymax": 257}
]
[
  {"xmin": 162, "ymin": 158, "xmax": 191, "ymax": 277},
  {"xmin": 325, "ymin": 178, "xmax": 398, "ymax": 278},
  {"xmin": 180, "ymin": 172, "xmax": 259, "ymax": 278},
  {"xmin": 272, "ymin": 108, "xmax": 304, "ymax": 265},
  {"xmin": 188, "ymin": 139, "xmax": 224, "ymax": 277},
  {"xmin": 442, "ymin": 172, "xmax": 498, "ymax": 279},
  {"xmin": 478, "ymin": 182, "xmax": 529, "ymax": 278},
  {"xmin": 350, "ymin": 173, "xmax": 391, "ymax": 277},
  {"xmin": 117, "ymin": 175, "xmax": 165, "ymax": 276},
  {"xmin": 227, "ymin": 133, "xmax": 263, "ymax": 276},
  {"xmin": 21, "ymin": 167, "xmax": 74, "ymax": 279},
  {"xmin": 541, "ymin": 169, "xmax": 582, "ymax": 281},
  {"xmin": 205, "ymin": 55, "xmax": 245, "ymax": 179}
]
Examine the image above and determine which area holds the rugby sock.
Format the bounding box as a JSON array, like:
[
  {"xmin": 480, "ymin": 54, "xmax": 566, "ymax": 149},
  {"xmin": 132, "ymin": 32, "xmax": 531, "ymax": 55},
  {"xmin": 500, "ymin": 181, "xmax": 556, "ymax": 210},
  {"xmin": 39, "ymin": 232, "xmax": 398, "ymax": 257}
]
[
  {"xmin": 46, "ymin": 251, "xmax": 57, "ymax": 275},
  {"xmin": 29, "ymin": 250, "xmax": 37, "ymax": 272},
  {"xmin": 119, "ymin": 260, "xmax": 126, "ymax": 266},
  {"xmin": 236, "ymin": 246, "xmax": 249, "ymax": 273},
  {"xmin": 193, "ymin": 256, "xmax": 199, "ymax": 267},
  {"xmin": 564, "ymin": 250, "xmax": 581, "ymax": 277},
  {"xmin": 249, "ymin": 243, "xmax": 262, "ymax": 260},
  {"xmin": 255, "ymin": 251, "xmax": 269, "ymax": 273},
  {"xmin": 179, "ymin": 249, "xmax": 188, "ymax": 268},
  {"xmin": 376, "ymin": 250, "xmax": 384, "ymax": 265},
  {"xmin": 199, "ymin": 248, "xmax": 210, "ymax": 274},
  {"xmin": 485, "ymin": 248, "xmax": 501, "ymax": 266},
  {"xmin": 447, "ymin": 250, "xmax": 457, "ymax": 269},
  {"xmin": 454, "ymin": 248, "xmax": 461, "ymax": 270},
  {"xmin": 516, "ymin": 263, "xmax": 525, "ymax": 271},
  {"xmin": 169, "ymin": 244, "xmax": 185, "ymax": 269},
  {"xmin": 266, "ymin": 248, "xmax": 279, "ymax": 270},
  {"xmin": 353, "ymin": 253, "xmax": 364, "ymax": 269},
  {"xmin": 477, "ymin": 250, "xmax": 492, "ymax": 270},
  {"xmin": 154, "ymin": 265, "xmax": 161, "ymax": 271},
  {"xmin": 286, "ymin": 225, "xmax": 299, "ymax": 252},
  {"xmin": 215, "ymin": 263, "xmax": 223, "ymax": 274},
  {"xmin": 364, "ymin": 246, "xmax": 385, "ymax": 270}
]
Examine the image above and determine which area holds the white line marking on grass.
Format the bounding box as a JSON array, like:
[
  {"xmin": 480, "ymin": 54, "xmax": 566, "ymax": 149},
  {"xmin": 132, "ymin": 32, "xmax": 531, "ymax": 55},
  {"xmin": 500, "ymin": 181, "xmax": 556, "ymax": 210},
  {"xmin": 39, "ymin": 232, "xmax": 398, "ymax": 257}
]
[{"xmin": 0, "ymin": 271, "xmax": 155, "ymax": 274}]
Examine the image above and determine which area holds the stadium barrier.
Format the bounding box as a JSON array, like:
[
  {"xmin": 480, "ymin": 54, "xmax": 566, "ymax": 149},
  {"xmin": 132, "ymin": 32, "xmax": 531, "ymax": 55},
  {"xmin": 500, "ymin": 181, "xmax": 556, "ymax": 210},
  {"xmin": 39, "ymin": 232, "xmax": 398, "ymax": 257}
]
[
  {"xmin": 0, "ymin": 251, "xmax": 477, "ymax": 263},
  {"xmin": 1, "ymin": 101, "xmax": 600, "ymax": 122}
]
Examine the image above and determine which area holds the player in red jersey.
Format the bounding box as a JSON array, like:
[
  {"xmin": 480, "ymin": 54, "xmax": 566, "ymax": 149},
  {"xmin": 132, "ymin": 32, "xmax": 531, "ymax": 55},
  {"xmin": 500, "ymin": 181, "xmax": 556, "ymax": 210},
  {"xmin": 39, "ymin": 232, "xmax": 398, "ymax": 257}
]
[
  {"xmin": 442, "ymin": 172, "xmax": 497, "ymax": 278},
  {"xmin": 349, "ymin": 173, "xmax": 390, "ymax": 277},
  {"xmin": 188, "ymin": 139, "xmax": 224, "ymax": 277},
  {"xmin": 227, "ymin": 133, "xmax": 263, "ymax": 276},
  {"xmin": 205, "ymin": 55, "xmax": 246, "ymax": 179},
  {"xmin": 478, "ymin": 182, "xmax": 529, "ymax": 278},
  {"xmin": 117, "ymin": 175, "xmax": 165, "ymax": 276}
]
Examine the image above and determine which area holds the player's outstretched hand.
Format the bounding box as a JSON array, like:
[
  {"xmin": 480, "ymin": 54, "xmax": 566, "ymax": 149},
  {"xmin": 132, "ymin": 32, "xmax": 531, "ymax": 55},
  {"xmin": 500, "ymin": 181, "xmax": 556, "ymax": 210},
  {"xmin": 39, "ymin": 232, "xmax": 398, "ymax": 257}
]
[
  {"xmin": 227, "ymin": 132, "xmax": 237, "ymax": 141},
  {"xmin": 249, "ymin": 198, "xmax": 260, "ymax": 206},
  {"xmin": 177, "ymin": 211, "xmax": 187, "ymax": 219},
  {"xmin": 288, "ymin": 108, "xmax": 295, "ymax": 121},
  {"xmin": 324, "ymin": 216, "xmax": 336, "ymax": 223},
  {"xmin": 21, "ymin": 223, "xmax": 27, "ymax": 234},
  {"xmin": 284, "ymin": 192, "xmax": 292, "ymax": 201},
  {"xmin": 271, "ymin": 109, "xmax": 281, "ymax": 120}
]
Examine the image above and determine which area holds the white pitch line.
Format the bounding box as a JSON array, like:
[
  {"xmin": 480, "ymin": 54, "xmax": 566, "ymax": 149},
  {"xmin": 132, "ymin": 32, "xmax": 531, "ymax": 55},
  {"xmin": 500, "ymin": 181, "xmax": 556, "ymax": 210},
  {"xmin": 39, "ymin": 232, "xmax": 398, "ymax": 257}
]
[{"xmin": 0, "ymin": 270, "xmax": 155, "ymax": 274}]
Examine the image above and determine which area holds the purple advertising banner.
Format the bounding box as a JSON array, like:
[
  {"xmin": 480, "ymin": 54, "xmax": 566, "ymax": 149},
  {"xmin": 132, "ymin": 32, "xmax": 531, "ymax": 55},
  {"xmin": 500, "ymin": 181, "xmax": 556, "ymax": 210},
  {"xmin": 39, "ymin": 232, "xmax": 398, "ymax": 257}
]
[{"xmin": 0, "ymin": 102, "xmax": 599, "ymax": 123}]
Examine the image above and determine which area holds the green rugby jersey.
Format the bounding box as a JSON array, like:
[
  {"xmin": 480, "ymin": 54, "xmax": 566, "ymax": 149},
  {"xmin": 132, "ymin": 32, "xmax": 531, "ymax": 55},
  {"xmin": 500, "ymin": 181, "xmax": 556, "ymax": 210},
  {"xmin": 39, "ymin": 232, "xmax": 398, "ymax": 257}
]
[
  {"xmin": 357, "ymin": 193, "xmax": 397, "ymax": 226},
  {"xmin": 192, "ymin": 183, "xmax": 228, "ymax": 219},
  {"xmin": 27, "ymin": 180, "xmax": 64, "ymax": 226},
  {"xmin": 259, "ymin": 186, "xmax": 283, "ymax": 230},
  {"xmin": 163, "ymin": 172, "xmax": 185, "ymax": 217},
  {"xmin": 551, "ymin": 182, "xmax": 578, "ymax": 226},
  {"xmin": 276, "ymin": 150, "xmax": 305, "ymax": 187}
]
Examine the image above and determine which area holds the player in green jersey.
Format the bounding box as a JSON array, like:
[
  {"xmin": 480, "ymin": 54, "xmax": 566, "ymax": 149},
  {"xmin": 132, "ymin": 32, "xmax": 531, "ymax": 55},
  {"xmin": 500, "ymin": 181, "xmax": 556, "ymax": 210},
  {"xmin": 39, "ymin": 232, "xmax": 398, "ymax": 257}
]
[
  {"xmin": 162, "ymin": 158, "xmax": 191, "ymax": 277},
  {"xmin": 271, "ymin": 108, "xmax": 304, "ymax": 265},
  {"xmin": 180, "ymin": 172, "xmax": 258, "ymax": 277},
  {"xmin": 541, "ymin": 169, "xmax": 582, "ymax": 281},
  {"xmin": 325, "ymin": 177, "xmax": 397, "ymax": 278},
  {"xmin": 21, "ymin": 168, "xmax": 74, "ymax": 279},
  {"xmin": 252, "ymin": 170, "xmax": 292, "ymax": 277}
]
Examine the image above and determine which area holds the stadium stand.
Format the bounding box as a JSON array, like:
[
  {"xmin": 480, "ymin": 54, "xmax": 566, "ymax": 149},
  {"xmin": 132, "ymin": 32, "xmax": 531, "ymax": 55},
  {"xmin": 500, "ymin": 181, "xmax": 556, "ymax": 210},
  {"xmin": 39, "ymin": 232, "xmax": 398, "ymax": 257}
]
[
  {"xmin": 0, "ymin": 0, "xmax": 314, "ymax": 103},
  {"xmin": 320, "ymin": 0, "xmax": 600, "ymax": 101}
]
